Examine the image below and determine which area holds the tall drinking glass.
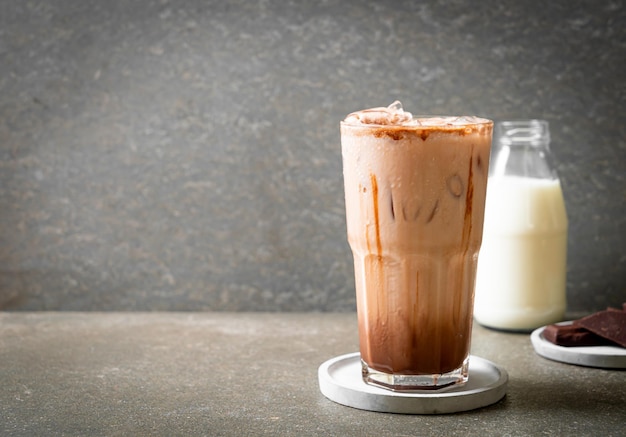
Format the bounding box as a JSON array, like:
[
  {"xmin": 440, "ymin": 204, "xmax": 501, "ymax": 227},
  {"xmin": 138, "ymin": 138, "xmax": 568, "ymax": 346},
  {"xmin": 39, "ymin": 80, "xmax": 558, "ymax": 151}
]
[{"xmin": 340, "ymin": 102, "xmax": 493, "ymax": 390}]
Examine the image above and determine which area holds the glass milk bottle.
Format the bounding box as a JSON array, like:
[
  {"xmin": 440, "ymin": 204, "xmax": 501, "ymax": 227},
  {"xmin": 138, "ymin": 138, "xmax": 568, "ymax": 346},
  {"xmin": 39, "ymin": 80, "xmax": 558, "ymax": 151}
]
[{"xmin": 474, "ymin": 120, "xmax": 568, "ymax": 331}]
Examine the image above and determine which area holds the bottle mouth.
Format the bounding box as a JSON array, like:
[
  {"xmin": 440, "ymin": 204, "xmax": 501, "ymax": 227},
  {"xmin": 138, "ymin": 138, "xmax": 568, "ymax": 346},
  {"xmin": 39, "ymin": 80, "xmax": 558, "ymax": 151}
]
[{"xmin": 496, "ymin": 120, "xmax": 550, "ymax": 146}]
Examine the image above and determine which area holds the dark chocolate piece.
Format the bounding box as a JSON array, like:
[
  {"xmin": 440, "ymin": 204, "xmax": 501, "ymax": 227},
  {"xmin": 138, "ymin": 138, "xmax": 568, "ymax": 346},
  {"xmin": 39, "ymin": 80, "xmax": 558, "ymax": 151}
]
[
  {"xmin": 576, "ymin": 310, "xmax": 626, "ymax": 348},
  {"xmin": 543, "ymin": 323, "xmax": 610, "ymax": 347}
]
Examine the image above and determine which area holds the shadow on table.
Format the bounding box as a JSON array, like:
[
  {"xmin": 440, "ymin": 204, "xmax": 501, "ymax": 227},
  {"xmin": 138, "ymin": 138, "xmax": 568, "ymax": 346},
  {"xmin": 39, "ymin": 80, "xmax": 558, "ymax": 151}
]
[{"xmin": 505, "ymin": 371, "xmax": 625, "ymax": 414}]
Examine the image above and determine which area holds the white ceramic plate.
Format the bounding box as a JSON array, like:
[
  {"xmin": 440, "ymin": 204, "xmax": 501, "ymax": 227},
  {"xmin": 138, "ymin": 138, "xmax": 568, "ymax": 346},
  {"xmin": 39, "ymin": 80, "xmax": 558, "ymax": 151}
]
[
  {"xmin": 530, "ymin": 322, "xmax": 626, "ymax": 369},
  {"xmin": 318, "ymin": 353, "xmax": 508, "ymax": 414}
]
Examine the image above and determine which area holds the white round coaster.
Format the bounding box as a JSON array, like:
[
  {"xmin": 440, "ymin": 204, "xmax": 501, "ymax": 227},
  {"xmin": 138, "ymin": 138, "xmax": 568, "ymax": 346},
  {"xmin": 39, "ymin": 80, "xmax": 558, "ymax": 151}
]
[
  {"xmin": 318, "ymin": 353, "xmax": 507, "ymax": 414},
  {"xmin": 531, "ymin": 323, "xmax": 626, "ymax": 369}
]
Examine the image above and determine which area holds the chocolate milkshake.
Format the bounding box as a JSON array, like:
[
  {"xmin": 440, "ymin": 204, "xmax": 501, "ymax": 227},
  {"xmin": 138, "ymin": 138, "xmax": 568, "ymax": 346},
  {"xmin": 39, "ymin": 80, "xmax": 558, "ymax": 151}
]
[{"xmin": 340, "ymin": 102, "xmax": 492, "ymax": 390}]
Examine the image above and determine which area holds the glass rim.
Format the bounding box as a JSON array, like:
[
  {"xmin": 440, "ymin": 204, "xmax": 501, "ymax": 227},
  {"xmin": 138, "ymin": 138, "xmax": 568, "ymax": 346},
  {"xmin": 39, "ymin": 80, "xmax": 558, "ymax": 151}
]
[{"xmin": 341, "ymin": 115, "xmax": 493, "ymax": 129}]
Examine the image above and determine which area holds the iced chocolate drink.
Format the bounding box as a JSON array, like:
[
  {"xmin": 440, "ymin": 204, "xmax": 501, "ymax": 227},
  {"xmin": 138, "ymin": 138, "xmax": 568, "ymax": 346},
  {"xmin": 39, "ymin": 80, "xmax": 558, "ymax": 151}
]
[{"xmin": 340, "ymin": 102, "xmax": 493, "ymax": 390}]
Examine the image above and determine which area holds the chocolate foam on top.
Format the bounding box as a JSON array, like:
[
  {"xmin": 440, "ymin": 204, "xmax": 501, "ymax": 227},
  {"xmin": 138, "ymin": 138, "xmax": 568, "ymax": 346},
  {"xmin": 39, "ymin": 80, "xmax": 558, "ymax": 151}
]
[{"xmin": 342, "ymin": 101, "xmax": 491, "ymax": 128}]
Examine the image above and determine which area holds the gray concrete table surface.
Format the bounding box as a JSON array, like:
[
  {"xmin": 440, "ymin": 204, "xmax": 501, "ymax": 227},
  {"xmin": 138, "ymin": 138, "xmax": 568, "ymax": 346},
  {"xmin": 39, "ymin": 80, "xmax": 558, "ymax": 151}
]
[{"xmin": 1, "ymin": 312, "xmax": 624, "ymax": 436}]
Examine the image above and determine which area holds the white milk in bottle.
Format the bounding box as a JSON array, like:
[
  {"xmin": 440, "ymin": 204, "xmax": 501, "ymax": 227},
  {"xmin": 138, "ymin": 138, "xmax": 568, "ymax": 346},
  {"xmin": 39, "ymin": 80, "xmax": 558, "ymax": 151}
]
[{"xmin": 474, "ymin": 120, "xmax": 568, "ymax": 331}]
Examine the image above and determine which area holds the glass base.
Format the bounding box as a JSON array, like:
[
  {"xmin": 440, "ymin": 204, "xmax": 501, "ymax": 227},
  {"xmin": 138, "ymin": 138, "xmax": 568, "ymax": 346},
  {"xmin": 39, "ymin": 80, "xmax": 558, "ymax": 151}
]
[{"xmin": 361, "ymin": 357, "xmax": 469, "ymax": 391}]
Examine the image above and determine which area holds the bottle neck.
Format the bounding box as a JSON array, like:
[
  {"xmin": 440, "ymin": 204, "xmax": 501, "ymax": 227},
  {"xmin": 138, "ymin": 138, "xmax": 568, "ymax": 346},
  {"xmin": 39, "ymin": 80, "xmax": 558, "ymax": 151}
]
[{"xmin": 490, "ymin": 120, "xmax": 557, "ymax": 180}]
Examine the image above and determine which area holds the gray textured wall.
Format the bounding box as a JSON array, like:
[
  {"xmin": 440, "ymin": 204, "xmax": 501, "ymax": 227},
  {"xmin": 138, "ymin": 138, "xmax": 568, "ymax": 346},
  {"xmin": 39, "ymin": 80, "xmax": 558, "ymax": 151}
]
[{"xmin": 1, "ymin": 0, "xmax": 624, "ymax": 312}]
